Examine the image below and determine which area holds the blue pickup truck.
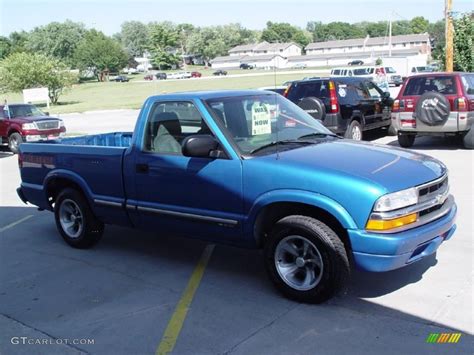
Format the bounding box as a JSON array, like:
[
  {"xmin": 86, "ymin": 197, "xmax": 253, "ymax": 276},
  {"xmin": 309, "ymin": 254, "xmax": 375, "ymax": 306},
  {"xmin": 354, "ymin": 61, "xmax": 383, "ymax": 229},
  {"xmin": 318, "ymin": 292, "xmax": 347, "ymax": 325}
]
[{"xmin": 17, "ymin": 90, "xmax": 457, "ymax": 303}]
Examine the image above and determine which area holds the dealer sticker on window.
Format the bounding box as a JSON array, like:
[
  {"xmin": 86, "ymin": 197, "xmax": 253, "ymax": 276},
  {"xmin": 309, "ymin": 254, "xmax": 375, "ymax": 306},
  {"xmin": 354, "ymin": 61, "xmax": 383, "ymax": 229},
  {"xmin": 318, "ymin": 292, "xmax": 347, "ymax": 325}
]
[{"xmin": 251, "ymin": 103, "xmax": 272, "ymax": 135}]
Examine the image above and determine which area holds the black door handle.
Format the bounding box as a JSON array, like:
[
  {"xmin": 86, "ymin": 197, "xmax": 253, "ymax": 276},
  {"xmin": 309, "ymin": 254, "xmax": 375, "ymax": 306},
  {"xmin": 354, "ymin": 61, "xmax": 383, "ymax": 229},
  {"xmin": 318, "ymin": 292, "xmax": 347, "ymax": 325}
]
[{"xmin": 136, "ymin": 163, "xmax": 149, "ymax": 173}]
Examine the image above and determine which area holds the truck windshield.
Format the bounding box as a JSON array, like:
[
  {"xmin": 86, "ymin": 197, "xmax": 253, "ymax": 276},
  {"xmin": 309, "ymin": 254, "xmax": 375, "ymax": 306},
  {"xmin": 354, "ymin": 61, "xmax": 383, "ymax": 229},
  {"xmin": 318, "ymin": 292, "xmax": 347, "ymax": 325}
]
[
  {"xmin": 6, "ymin": 105, "xmax": 45, "ymax": 118},
  {"xmin": 205, "ymin": 94, "xmax": 334, "ymax": 155}
]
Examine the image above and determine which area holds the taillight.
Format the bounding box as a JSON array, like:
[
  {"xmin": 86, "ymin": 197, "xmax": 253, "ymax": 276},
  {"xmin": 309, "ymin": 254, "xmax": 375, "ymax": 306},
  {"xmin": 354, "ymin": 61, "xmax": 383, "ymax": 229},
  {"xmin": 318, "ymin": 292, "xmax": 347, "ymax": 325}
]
[
  {"xmin": 392, "ymin": 99, "xmax": 400, "ymax": 112},
  {"xmin": 283, "ymin": 86, "xmax": 289, "ymax": 98},
  {"xmin": 454, "ymin": 97, "xmax": 467, "ymax": 112},
  {"xmin": 328, "ymin": 81, "xmax": 339, "ymax": 113}
]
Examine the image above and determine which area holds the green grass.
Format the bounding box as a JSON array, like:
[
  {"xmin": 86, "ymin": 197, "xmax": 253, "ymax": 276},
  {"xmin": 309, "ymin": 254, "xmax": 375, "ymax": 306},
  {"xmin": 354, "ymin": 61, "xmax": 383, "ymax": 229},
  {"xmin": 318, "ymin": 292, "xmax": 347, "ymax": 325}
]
[{"xmin": 2, "ymin": 70, "xmax": 325, "ymax": 114}]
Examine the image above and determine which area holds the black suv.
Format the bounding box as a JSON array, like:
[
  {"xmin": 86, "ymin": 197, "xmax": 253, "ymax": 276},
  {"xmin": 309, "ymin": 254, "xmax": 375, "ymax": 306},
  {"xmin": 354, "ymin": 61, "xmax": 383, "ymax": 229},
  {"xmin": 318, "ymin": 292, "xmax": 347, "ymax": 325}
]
[{"xmin": 285, "ymin": 77, "xmax": 393, "ymax": 140}]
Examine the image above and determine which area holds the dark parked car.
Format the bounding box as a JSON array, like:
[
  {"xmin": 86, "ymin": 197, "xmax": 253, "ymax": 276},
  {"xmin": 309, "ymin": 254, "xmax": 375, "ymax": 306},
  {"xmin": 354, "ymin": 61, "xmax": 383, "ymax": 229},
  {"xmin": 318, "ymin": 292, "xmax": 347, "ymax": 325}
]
[
  {"xmin": 213, "ymin": 70, "xmax": 227, "ymax": 76},
  {"xmin": 240, "ymin": 63, "xmax": 254, "ymax": 69},
  {"xmin": 156, "ymin": 72, "xmax": 167, "ymax": 80},
  {"xmin": 144, "ymin": 74, "xmax": 154, "ymax": 81},
  {"xmin": 285, "ymin": 77, "xmax": 393, "ymax": 140},
  {"xmin": 191, "ymin": 71, "xmax": 202, "ymax": 78},
  {"xmin": 114, "ymin": 75, "xmax": 129, "ymax": 82},
  {"xmin": 348, "ymin": 60, "xmax": 364, "ymax": 66}
]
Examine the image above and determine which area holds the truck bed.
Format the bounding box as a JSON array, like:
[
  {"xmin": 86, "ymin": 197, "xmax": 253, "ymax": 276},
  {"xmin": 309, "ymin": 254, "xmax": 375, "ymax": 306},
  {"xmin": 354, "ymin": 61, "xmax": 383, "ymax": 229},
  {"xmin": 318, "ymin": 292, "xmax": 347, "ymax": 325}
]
[
  {"xmin": 56, "ymin": 132, "xmax": 133, "ymax": 147},
  {"xmin": 19, "ymin": 132, "xmax": 132, "ymax": 224}
]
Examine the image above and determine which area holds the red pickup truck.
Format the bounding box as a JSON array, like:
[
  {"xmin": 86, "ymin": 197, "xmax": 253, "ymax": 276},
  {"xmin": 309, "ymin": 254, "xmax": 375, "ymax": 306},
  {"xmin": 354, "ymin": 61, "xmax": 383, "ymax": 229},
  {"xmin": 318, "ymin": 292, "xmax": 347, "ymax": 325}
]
[{"xmin": 1, "ymin": 103, "xmax": 66, "ymax": 153}]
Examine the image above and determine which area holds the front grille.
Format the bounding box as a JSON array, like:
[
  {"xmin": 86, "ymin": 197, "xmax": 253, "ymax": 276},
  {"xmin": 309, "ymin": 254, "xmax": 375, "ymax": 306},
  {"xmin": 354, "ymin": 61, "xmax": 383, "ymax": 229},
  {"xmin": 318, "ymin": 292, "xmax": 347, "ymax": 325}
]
[
  {"xmin": 418, "ymin": 175, "xmax": 448, "ymax": 202},
  {"xmin": 416, "ymin": 175, "xmax": 449, "ymax": 218},
  {"xmin": 36, "ymin": 120, "xmax": 60, "ymax": 130}
]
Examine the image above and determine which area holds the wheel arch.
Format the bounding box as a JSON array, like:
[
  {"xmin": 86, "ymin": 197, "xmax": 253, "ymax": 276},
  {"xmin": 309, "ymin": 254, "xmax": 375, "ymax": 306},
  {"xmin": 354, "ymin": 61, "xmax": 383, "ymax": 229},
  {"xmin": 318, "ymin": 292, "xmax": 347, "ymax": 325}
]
[
  {"xmin": 248, "ymin": 190, "xmax": 357, "ymax": 251},
  {"xmin": 44, "ymin": 170, "xmax": 94, "ymax": 210}
]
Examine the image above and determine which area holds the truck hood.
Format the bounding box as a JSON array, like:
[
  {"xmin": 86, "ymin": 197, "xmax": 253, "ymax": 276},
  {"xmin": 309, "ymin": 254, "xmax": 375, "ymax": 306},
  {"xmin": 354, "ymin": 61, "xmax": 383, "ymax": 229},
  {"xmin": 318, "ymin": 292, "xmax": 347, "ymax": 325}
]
[
  {"xmin": 10, "ymin": 116, "xmax": 60, "ymax": 124},
  {"xmin": 276, "ymin": 139, "xmax": 446, "ymax": 193}
]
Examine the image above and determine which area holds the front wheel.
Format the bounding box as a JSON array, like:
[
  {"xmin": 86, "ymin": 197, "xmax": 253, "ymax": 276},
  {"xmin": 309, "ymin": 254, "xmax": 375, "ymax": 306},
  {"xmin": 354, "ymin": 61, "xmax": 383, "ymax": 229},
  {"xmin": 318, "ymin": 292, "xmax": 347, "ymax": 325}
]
[
  {"xmin": 8, "ymin": 132, "xmax": 23, "ymax": 154},
  {"xmin": 264, "ymin": 215, "xmax": 350, "ymax": 303},
  {"xmin": 344, "ymin": 120, "xmax": 363, "ymax": 141},
  {"xmin": 398, "ymin": 133, "xmax": 415, "ymax": 148},
  {"xmin": 54, "ymin": 188, "xmax": 104, "ymax": 249},
  {"xmin": 463, "ymin": 128, "xmax": 474, "ymax": 149}
]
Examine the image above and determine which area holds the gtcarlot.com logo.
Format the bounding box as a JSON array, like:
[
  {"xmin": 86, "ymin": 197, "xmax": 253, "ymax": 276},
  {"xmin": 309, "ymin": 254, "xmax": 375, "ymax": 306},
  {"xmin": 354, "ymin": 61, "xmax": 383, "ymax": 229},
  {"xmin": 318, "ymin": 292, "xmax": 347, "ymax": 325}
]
[
  {"xmin": 426, "ymin": 333, "xmax": 462, "ymax": 344},
  {"xmin": 11, "ymin": 337, "xmax": 95, "ymax": 345}
]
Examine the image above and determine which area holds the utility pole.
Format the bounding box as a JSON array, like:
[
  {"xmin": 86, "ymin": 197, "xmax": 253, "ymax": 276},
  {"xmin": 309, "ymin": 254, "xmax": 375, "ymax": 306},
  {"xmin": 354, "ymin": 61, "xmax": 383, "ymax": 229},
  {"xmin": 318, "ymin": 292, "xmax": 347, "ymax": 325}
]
[
  {"xmin": 388, "ymin": 17, "xmax": 392, "ymax": 57},
  {"xmin": 445, "ymin": 0, "xmax": 454, "ymax": 72}
]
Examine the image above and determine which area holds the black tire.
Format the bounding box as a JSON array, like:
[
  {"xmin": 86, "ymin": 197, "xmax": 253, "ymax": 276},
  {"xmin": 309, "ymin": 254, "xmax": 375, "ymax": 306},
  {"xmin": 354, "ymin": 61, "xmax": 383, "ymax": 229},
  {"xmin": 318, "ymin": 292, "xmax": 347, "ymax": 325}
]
[
  {"xmin": 415, "ymin": 91, "xmax": 450, "ymax": 126},
  {"xmin": 463, "ymin": 127, "xmax": 474, "ymax": 149},
  {"xmin": 298, "ymin": 97, "xmax": 326, "ymax": 121},
  {"xmin": 264, "ymin": 215, "xmax": 350, "ymax": 303},
  {"xmin": 398, "ymin": 133, "xmax": 415, "ymax": 148},
  {"xmin": 54, "ymin": 188, "xmax": 104, "ymax": 249},
  {"xmin": 8, "ymin": 132, "xmax": 23, "ymax": 154},
  {"xmin": 344, "ymin": 120, "xmax": 363, "ymax": 140},
  {"xmin": 388, "ymin": 124, "xmax": 398, "ymax": 136}
]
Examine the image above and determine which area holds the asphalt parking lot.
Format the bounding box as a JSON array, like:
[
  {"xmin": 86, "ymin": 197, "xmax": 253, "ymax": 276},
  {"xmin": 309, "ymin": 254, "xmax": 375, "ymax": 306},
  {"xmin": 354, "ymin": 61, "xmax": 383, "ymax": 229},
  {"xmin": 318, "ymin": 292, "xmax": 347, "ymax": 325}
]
[{"xmin": 0, "ymin": 112, "xmax": 473, "ymax": 354}]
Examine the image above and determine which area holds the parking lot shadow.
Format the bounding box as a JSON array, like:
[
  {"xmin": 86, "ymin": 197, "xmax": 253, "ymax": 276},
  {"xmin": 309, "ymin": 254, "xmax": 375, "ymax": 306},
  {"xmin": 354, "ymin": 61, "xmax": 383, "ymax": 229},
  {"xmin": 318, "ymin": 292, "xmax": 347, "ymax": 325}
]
[
  {"xmin": 386, "ymin": 135, "xmax": 466, "ymax": 151},
  {"xmin": 0, "ymin": 146, "xmax": 13, "ymax": 158},
  {"xmin": 2, "ymin": 206, "xmax": 472, "ymax": 355}
]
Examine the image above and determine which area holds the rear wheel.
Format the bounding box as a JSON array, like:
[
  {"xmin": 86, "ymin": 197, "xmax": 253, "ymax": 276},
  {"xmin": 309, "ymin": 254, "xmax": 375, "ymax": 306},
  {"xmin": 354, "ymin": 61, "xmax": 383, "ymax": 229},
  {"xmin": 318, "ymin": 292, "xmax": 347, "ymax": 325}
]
[
  {"xmin": 398, "ymin": 133, "xmax": 415, "ymax": 148},
  {"xmin": 54, "ymin": 188, "xmax": 104, "ymax": 248},
  {"xmin": 8, "ymin": 132, "xmax": 22, "ymax": 154},
  {"xmin": 344, "ymin": 120, "xmax": 363, "ymax": 141},
  {"xmin": 264, "ymin": 215, "xmax": 350, "ymax": 303}
]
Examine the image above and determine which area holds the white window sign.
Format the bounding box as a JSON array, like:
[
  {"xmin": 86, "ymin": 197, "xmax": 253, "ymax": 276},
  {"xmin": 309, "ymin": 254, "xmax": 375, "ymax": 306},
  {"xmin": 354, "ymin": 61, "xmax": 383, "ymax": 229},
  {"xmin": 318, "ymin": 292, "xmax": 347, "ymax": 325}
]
[
  {"xmin": 251, "ymin": 103, "xmax": 272, "ymax": 135},
  {"xmin": 23, "ymin": 87, "xmax": 50, "ymax": 109}
]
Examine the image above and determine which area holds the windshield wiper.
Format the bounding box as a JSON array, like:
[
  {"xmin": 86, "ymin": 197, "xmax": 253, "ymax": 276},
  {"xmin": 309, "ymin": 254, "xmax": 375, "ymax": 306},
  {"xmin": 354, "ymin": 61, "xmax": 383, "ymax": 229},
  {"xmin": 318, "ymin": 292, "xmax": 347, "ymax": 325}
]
[
  {"xmin": 250, "ymin": 140, "xmax": 314, "ymax": 155},
  {"xmin": 297, "ymin": 132, "xmax": 340, "ymax": 140}
]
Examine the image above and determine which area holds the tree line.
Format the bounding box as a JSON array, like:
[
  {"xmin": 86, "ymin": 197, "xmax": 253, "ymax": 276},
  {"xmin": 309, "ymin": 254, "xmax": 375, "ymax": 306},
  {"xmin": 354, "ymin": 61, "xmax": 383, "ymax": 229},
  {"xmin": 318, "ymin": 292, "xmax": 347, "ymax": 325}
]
[{"xmin": 0, "ymin": 15, "xmax": 471, "ymax": 104}]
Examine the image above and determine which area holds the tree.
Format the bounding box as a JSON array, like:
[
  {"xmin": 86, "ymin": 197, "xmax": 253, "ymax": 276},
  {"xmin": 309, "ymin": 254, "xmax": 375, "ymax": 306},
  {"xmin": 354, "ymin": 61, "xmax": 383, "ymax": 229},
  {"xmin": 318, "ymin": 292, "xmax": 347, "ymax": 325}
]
[
  {"xmin": 0, "ymin": 37, "xmax": 11, "ymax": 59},
  {"xmin": 148, "ymin": 22, "xmax": 180, "ymax": 69},
  {"xmin": 120, "ymin": 21, "xmax": 149, "ymax": 57},
  {"xmin": 74, "ymin": 30, "xmax": 128, "ymax": 81},
  {"xmin": 8, "ymin": 31, "xmax": 30, "ymax": 54},
  {"xmin": 186, "ymin": 24, "xmax": 256, "ymax": 65},
  {"xmin": 428, "ymin": 20, "xmax": 446, "ymax": 59},
  {"xmin": 0, "ymin": 52, "xmax": 76, "ymax": 104},
  {"xmin": 452, "ymin": 13, "xmax": 473, "ymax": 72},
  {"xmin": 410, "ymin": 16, "xmax": 429, "ymax": 34},
  {"xmin": 262, "ymin": 22, "xmax": 311, "ymax": 47},
  {"xmin": 26, "ymin": 21, "xmax": 86, "ymax": 65}
]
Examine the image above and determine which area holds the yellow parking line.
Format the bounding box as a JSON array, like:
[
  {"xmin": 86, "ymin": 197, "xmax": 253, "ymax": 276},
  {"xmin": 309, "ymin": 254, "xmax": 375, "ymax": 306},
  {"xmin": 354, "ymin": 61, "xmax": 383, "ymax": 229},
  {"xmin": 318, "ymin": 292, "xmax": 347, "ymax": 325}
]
[
  {"xmin": 156, "ymin": 244, "xmax": 215, "ymax": 355},
  {"xmin": 0, "ymin": 215, "xmax": 34, "ymax": 233}
]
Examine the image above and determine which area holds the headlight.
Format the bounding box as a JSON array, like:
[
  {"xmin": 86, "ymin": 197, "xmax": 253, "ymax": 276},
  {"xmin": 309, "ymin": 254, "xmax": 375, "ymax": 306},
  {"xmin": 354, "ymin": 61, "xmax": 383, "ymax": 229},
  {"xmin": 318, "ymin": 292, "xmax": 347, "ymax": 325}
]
[
  {"xmin": 22, "ymin": 122, "xmax": 37, "ymax": 130},
  {"xmin": 366, "ymin": 187, "xmax": 418, "ymax": 232},
  {"xmin": 373, "ymin": 187, "xmax": 417, "ymax": 212}
]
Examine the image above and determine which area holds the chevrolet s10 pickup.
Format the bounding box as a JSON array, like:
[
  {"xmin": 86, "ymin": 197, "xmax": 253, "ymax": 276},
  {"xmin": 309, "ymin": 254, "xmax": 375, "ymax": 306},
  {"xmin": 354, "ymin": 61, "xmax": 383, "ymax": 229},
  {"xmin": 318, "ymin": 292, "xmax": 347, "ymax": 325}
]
[{"xmin": 17, "ymin": 90, "xmax": 457, "ymax": 303}]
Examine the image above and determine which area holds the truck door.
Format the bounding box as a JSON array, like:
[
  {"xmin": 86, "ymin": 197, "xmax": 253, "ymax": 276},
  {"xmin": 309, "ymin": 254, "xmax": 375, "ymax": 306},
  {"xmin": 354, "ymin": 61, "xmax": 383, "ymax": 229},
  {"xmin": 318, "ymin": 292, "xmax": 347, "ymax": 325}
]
[{"xmin": 130, "ymin": 100, "xmax": 243, "ymax": 242}]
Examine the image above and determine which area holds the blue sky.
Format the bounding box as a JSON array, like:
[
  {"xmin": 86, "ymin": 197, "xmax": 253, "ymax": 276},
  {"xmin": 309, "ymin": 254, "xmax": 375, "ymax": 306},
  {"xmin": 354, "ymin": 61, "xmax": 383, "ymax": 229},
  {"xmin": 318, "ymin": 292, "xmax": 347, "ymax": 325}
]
[{"xmin": 1, "ymin": 0, "xmax": 472, "ymax": 36}]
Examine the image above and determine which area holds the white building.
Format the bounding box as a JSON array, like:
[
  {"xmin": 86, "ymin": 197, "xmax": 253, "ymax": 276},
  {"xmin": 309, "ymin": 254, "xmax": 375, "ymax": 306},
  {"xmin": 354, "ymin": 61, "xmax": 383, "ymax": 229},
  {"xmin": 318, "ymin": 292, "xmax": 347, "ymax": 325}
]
[
  {"xmin": 211, "ymin": 54, "xmax": 287, "ymax": 70},
  {"xmin": 305, "ymin": 33, "xmax": 431, "ymax": 56},
  {"xmin": 228, "ymin": 41, "xmax": 302, "ymax": 57}
]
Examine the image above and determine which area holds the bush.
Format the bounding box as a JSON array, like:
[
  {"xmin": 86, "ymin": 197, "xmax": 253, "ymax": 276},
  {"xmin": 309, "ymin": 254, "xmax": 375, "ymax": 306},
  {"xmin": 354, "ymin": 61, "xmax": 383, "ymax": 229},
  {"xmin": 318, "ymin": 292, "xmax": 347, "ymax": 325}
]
[{"xmin": 0, "ymin": 52, "xmax": 76, "ymax": 104}]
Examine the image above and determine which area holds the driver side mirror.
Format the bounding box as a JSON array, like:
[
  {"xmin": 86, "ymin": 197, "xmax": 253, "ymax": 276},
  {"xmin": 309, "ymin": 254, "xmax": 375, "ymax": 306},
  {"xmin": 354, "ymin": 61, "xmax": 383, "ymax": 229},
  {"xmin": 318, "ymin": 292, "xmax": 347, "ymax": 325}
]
[
  {"xmin": 182, "ymin": 134, "xmax": 224, "ymax": 158},
  {"xmin": 382, "ymin": 91, "xmax": 391, "ymax": 99},
  {"xmin": 45, "ymin": 111, "xmax": 50, "ymax": 116}
]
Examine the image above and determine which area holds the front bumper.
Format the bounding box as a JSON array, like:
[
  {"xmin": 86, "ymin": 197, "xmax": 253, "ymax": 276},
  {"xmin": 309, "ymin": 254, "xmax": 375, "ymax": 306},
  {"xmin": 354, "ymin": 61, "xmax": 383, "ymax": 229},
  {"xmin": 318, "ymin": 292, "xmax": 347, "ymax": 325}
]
[{"xmin": 348, "ymin": 202, "xmax": 457, "ymax": 272}]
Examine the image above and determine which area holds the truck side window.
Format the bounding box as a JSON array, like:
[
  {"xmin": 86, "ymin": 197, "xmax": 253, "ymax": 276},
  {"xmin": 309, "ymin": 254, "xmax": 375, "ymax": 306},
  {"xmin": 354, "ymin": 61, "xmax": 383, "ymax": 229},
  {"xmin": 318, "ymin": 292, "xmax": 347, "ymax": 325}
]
[{"xmin": 144, "ymin": 101, "xmax": 211, "ymax": 154}]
